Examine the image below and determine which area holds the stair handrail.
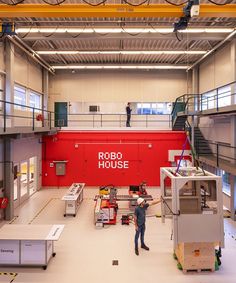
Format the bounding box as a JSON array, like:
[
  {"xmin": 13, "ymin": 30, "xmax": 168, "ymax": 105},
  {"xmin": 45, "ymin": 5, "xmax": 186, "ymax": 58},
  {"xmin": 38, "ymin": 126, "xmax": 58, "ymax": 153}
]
[{"xmin": 171, "ymin": 94, "xmax": 199, "ymax": 128}]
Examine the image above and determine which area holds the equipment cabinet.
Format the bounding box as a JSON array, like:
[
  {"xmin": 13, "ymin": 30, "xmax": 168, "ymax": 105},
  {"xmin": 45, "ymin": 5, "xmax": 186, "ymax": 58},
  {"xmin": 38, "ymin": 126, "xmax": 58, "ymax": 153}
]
[{"xmin": 62, "ymin": 183, "xmax": 85, "ymax": 217}]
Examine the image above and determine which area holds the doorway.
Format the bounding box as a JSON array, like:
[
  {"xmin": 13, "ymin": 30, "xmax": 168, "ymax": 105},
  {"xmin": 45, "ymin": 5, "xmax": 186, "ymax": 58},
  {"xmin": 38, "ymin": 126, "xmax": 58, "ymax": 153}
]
[
  {"xmin": 55, "ymin": 102, "xmax": 68, "ymax": 127},
  {"xmin": 20, "ymin": 161, "xmax": 29, "ymax": 203},
  {"xmin": 14, "ymin": 157, "xmax": 38, "ymax": 208},
  {"xmin": 29, "ymin": 157, "xmax": 37, "ymax": 196},
  {"xmin": 14, "ymin": 164, "xmax": 20, "ymax": 208},
  {"xmin": 14, "ymin": 162, "xmax": 29, "ymax": 207}
]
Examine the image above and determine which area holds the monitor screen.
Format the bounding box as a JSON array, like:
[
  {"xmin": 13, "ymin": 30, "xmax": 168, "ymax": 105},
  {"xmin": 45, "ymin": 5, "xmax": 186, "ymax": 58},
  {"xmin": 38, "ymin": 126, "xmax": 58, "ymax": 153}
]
[{"xmin": 129, "ymin": 185, "xmax": 140, "ymax": 192}]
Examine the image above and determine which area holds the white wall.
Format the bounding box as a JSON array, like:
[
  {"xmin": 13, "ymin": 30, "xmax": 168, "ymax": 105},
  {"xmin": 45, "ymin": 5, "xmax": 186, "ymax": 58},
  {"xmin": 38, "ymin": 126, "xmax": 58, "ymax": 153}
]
[
  {"xmin": 49, "ymin": 70, "xmax": 189, "ymax": 111},
  {"xmin": 199, "ymin": 43, "xmax": 233, "ymax": 93},
  {"xmin": 14, "ymin": 49, "xmax": 43, "ymax": 93},
  {"xmin": 199, "ymin": 116, "xmax": 231, "ymax": 144}
]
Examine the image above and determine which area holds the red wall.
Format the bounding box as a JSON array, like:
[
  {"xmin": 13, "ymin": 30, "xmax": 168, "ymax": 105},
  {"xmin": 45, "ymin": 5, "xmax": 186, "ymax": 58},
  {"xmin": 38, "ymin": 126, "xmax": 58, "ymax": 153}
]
[{"xmin": 42, "ymin": 131, "xmax": 189, "ymax": 187}]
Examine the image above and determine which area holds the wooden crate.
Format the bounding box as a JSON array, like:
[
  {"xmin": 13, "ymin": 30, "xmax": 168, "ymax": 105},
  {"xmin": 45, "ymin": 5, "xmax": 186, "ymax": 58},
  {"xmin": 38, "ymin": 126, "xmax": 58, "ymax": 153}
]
[{"xmin": 175, "ymin": 242, "xmax": 215, "ymax": 271}]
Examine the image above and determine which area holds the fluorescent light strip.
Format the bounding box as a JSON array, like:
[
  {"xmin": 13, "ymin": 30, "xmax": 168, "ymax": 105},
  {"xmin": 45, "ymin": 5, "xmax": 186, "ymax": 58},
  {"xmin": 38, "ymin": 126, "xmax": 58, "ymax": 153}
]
[
  {"xmin": 37, "ymin": 50, "xmax": 207, "ymax": 55},
  {"xmin": 52, "ymin": 65, "xmax": 188, "ymax": 70},
  {"xmin": 16, "ymin": 27, "xmax": 234, "ymax": 34}
]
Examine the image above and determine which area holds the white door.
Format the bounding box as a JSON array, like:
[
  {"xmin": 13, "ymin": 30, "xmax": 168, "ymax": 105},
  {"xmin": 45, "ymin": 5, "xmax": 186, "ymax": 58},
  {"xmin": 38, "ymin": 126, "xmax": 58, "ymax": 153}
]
[
  {"xmin": 29, "ymin": 157, "xmax": 37, "ymax": 196},
  {"xmin": 14, "ymin": 164, "xmax": 20, "ymax": 208},
  {"xmin": 19, "ymin": 161, "xmax": 29, "ymax": 204}
]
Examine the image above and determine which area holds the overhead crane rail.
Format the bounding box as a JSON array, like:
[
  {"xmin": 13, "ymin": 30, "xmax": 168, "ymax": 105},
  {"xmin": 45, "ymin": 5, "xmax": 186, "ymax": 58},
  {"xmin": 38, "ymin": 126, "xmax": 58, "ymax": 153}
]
[{"xmin": 0, "ymin": 4, "xmax": 235, "ymax": 18}]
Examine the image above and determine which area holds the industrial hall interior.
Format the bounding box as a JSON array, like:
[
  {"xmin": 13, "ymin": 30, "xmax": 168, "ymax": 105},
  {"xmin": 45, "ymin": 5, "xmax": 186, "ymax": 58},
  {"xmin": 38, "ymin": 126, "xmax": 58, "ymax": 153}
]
[{"xmin": 1, "ymin": 0, "xmax": 236, "ymax": 282}]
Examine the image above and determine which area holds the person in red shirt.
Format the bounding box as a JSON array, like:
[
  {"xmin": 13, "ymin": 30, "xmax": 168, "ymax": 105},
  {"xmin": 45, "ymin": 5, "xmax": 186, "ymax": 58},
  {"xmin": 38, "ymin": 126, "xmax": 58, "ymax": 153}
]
[{"xmin": 139, "ymin": 181, "xmax": 148, "ymax": 195}]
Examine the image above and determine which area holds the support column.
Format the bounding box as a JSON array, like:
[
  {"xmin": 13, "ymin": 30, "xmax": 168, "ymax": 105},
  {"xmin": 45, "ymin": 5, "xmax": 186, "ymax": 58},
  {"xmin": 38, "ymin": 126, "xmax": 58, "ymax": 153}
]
[
  {"xmin": 191, "ymin": 116, "xmax": 195, "ymax": 166},
  {"xmin": 42, "ymin": 69, "xmax": 48, "ymax": 111},
  {"xmin": 5, "ymin": 38, "xmax": 14, "ymax": 127},
  {"xmin": 230, "ymin": 174, "xmax": 236, "ymax": 221},
  {"xmin": 3, "ymin": 137, "xmax": 14, "ymax": 220},
  {"xmin": 230, "ymin": 116, "xmax": 236, "ymax": 164},
  {"xmin": 230, "ymin": 39, "xmax": 236, "ymax": 104},
  {"xmin": 192, "ymin": 66, "xmax": 200, "ymax": 111},
  {"xmin": 42, "ymin": 69, "xmax": 49, "ymax": 126}
]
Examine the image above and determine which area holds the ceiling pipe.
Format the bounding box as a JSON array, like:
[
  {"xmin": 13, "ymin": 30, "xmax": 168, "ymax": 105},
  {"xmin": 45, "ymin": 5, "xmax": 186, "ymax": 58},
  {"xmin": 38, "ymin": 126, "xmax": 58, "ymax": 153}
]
[
  {"xmin": 187, "ymin": 29, "xmax": 236, "ymax": 71},
  {"xmin": 6, "ymin": 35, "xmax": 55, "ymax": 75}
]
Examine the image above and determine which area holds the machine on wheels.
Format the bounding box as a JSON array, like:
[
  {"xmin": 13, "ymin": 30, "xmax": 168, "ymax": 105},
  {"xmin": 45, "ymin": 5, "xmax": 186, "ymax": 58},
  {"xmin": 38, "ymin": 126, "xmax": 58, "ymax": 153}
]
[{"xmin": 94, "ymin": 184, "xmax": 153, "ymax": 227}]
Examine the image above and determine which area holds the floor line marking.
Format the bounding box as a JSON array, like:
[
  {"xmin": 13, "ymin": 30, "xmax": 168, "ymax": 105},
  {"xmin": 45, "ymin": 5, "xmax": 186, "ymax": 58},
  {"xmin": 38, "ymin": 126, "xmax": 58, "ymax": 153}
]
[
  {"xmin": 28, "ymin": 198, "xmax": 60, "ymax": 224},
  {"xmin": 8, "ymin": 216, "xmax": 19, "ymax": 224},
  {"xmin": 0, "ymin": 272, "xmax": 18, "ymax": 283}
]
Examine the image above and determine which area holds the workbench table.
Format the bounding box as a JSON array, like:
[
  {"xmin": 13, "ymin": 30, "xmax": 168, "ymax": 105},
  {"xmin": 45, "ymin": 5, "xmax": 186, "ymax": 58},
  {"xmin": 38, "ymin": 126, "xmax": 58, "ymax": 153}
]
[
  {"xmin": 62, "ymin": 183, "xmax": 85, "ymax": 217},
  {"xmin": 0, "ymin": 224, "xmax": 64, "ymax": 269}
]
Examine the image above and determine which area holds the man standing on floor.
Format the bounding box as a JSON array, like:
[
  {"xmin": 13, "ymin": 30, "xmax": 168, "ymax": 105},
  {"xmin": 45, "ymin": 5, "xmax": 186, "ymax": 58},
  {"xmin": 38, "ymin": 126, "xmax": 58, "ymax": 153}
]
[
  {"xmin": 134, "ymin": 197, "xmax": 162, "ymax": 255},
  {"xmin": 126, "ymin": 102, "xmax": 132, "ymax": 127}
]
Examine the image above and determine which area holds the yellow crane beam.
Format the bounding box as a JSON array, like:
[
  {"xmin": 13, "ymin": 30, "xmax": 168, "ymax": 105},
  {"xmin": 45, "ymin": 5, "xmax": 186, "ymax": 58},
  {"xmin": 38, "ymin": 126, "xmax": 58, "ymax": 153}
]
[{"xmin": 0, "ymin": 4, "xmax": 235, "ymax": 18}]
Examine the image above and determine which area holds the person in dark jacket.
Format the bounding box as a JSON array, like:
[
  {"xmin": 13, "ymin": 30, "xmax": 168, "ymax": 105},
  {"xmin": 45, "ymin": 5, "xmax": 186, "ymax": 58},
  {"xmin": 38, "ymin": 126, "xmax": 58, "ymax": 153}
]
[
  {"xmin": 134, "ymin": 197, "xmax": 162, "ymax": 255},
  {"xmin": 126, "ymin": 102, "xmax": 132, "ymax": 127}
]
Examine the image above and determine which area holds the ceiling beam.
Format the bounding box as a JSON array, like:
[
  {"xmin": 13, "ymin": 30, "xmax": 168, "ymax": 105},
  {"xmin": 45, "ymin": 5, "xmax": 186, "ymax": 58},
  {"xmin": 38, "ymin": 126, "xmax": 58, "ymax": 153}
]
[
  {"xmin": 0, "ymin": 4, "xmax": 236, "ymax": 19},
  {"xmin": 19, "ymin": 33, "xmax": 227, "ymax": 42}
]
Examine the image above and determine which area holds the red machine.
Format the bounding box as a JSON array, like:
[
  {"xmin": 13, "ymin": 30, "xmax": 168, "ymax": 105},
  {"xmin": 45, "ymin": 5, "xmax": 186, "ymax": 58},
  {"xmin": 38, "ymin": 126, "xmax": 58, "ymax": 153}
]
[{"xmin": 94, "ymin": 197, "xmax": 118, "ymax": 226}]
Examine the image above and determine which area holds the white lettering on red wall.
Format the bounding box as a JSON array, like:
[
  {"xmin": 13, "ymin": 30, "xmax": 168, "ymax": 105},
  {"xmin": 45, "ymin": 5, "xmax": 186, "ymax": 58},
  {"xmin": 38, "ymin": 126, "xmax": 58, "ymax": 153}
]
[{"xmin": 98, "ymin": 152, "xmax": 129, "ymax": 169}]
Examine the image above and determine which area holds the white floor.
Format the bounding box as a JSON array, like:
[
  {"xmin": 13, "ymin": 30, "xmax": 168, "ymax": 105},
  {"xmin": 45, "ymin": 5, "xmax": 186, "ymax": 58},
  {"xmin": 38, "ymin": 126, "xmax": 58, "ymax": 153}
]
[{"xmin": 1, "ymin": 187, "xmax": 236, "ymax": 283}]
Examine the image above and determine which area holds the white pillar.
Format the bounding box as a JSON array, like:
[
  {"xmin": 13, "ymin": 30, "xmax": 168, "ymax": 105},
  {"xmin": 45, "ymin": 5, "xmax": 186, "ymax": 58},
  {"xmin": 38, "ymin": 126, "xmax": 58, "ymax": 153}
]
[
  {"xmin": 230, "ymin": 39, "xmax": 236, "ymax": 104},
  {"xmin": 5, "ymin": 39, "xmax": 14, "ymax": 127}
]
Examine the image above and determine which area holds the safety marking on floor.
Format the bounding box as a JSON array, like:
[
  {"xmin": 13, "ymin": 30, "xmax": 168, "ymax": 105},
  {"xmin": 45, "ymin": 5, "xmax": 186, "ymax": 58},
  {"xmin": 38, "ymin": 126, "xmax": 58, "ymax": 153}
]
[
  {"xmin": 28, "ymin": 198, "xmax": 60, "ymax": 225},
  {"xmin": 0, "ymin": 272, "xmax": 18, "ymax": 283},
  {"xmin": 8, "ymin": 216, "xmax": 19, "ymax": 224}
]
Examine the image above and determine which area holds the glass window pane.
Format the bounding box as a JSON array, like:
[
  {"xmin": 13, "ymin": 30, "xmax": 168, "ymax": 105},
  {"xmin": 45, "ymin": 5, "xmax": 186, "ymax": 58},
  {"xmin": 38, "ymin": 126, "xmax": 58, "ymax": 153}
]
[
  {"xmin": 218, "ymin": 85, "xmax": 231, "ymax": 107},
  {"xmin": 157, "ymin": 103, "xmax": 164, "ymax": 109},
  {"xmin": 14, "ymin": 85, "xmax": 26, "ymax": 110},
  {"xmin": 136, "ymin": 102, "xmax": 172, "ymax": 115},
  {"xmin": 151, "ymin": 103, "xmax": 157, "ymax": 108},
  {"xmin": 29, "ymin": 91, "xmax": 41, "ymax": 111},
  {"xmin": 20, "ymin": 161, "xmax": 28, "ymax": 197},
  {"xmin": 202, "ymin": 91, "xmax": 216, "ymax": 110},
  {"xmin": 219, "ymin": 170, "xmax": 231, "ymax": 196},
  {"xmin": 167, "ymin": 103, "xmax": 172, "ymax": 113},
  {"xmin": 142, "ymin": 103, "xmax": 151, "ymax": 114}
]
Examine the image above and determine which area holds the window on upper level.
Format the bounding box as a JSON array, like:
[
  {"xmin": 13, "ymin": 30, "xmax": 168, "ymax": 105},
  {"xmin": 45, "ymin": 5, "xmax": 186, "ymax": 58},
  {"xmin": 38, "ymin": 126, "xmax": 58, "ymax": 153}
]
[
  {"xmin": 29, "ymin": 91, "xmax": 42, "ymax": 111},
  {"xmin": 218, "ymin": 85, "xmax": 231, "ymax": 108},
  {"xmin": 219, "ymin": 169, "xmax": 231, "ymax": 196},
  {"xmin": 14, "ymin": 85, "xmax": 26, "ymax": 110},
  {"xmin": 137, "ymin": 102, "xmax": 172, "ymax": 114}
]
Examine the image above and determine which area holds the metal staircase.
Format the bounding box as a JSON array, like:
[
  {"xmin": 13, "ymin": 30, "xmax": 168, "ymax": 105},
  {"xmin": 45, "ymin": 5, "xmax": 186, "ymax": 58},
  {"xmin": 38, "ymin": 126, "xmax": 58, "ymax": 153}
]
[
  {"xmin": 172, "ymin": 115, "xmax": 188, "ymax": 131},
  {"xmin": 193, "ymin": 127, "xmax": 212, "ymax": 157}
]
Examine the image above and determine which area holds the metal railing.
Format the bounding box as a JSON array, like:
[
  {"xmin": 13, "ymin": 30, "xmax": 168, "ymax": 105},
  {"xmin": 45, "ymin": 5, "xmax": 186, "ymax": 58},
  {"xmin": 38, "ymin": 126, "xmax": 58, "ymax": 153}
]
[
  {"xmin": 171, "ymin": 81, "xmax": 236, "ymax": 128},
  {"xmin": 66, "ymin": 113, "xmax": 171, "ymax": 129},
  {"xmin": 0, "ymin": 99, "xmax": 172, "ymax": 132},
  {"xmin": 171, "ymin": 94, "xmax": 198, "ymax": 127},
  {"xmin": 0, "ymin": 99, "xmax": 53, "ymax": 132},
  {"xmin": 195, "ymin": 140, "xmax": 236, "ymax": 166}
]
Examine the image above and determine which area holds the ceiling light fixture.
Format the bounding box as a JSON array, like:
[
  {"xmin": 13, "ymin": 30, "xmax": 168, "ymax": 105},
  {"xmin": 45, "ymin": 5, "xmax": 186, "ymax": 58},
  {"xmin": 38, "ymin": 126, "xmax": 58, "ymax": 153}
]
[
  {"xmin": 16, "ymin": 27, "xmax": 234, "ymax": 34},
  {"xmin": 52, "ymin": 65, "xmax": 188, "ymax": 70},
  {"xmin": 37, "ymin": 50, "xmax": 207, "ymax": 55}
]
